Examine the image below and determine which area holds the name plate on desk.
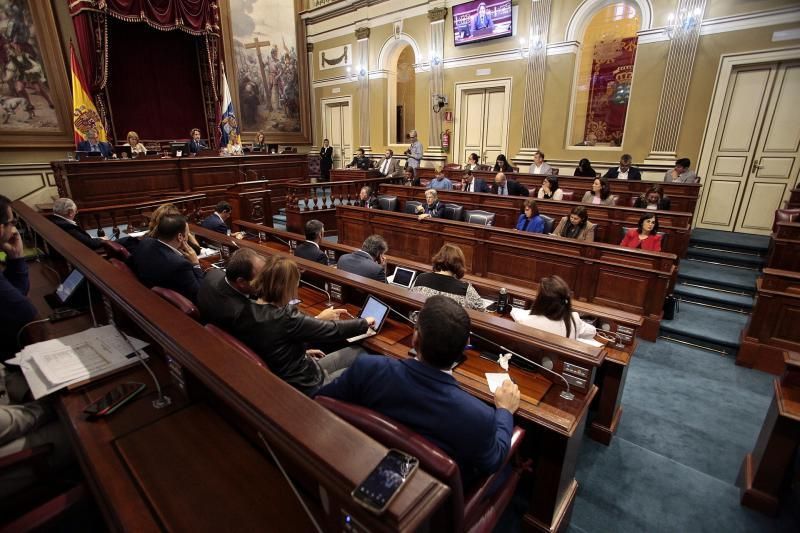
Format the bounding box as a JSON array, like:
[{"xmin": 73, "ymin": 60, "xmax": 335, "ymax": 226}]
[
  {"xmin": 511, "ymin": 297, "xmax": 528, "ymax": 309},
  {"xmin": 165, "ymin": 354, "xmax": 190, "ymax": 399},
  {"xmin": 258, "ymin": 231, "xmax": 267, "ymax": 242},
  {"xmin": 326, "ymin": 249, "xmax": 337, "ymax": 263},
  {"xmin": 289, "ymin": 239, "xmax": 298, "ymax": 253},
  {"xmin": 329, "ymin": 283, "xmax": 344, "ymax": 303}
]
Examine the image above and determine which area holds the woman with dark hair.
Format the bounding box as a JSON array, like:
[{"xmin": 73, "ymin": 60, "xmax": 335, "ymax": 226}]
[
  {"xmin": 537, "ymin": 176, "xmax": 563, "ymax": 200},
  {"xmin": 515, "ymin": 198, "xmax": 545, "ymax": 233},
  {"xmin": 464, "ymin": 152, "xmax": 481, "ymax": 171},
  {"xmin": 412, "ymin": 244, "xmax": 484, "ymax": 310},
  {"xmin": 250, "ymin": 256, "xmax": 373, "ymax": 394},
  {"xmin": 581, "ymin": 177, "xmax": 615, "ymax": 206},
  {"xmin": 512, "ymin": 275, "xmax": 597, "ymax": 340},
  {"xmin": 552, "ymin": 206, "xmax": 596, "ymax": 241},
  {"xmin": 633, "ymin": 185, "xmax": 671, "ymax": 210},
  {"xmin": 620, "ymin": 213, "xmax": 662, "ymax": 251},
  {"xmin": 493, "ymin": 154, "xmax": 514, "ymax": 172},
  {"xmin": 574, "ymin": 158, "xmax": 596, "ymax": 177}
]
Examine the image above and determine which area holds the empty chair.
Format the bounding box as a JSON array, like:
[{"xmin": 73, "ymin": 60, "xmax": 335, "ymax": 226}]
[
  {"xmin": 377, "ymin": 195, "xmax": 398, "ymax": 211},
  {"xmin": 442, "ymin": 203, "xmax": 465, "ymax": 221},
  {"xmin": 204, "ymin": 323, "xmax": 267, "ymax": 369},
  {"xmin": 540, "ymin": 214, "xmax": 555, "ymax": 234},
  {"xmin": 316, "ymin": 395, "xmax": 526, "ymax": 533},
  {"xmin": 109, "ymin": 257, "xmax": 135, "ymax": 277},
  {"xmin": 629, "ymin": 196, "xmax": 639, "ymax": 208},
  {"xmin": 152, "ymin": 286, "xmax": 200, "ymax": 321},
  {"xmin": 560, "ymin": 190, "xmax": 575, "ymax": 202},
  {"xmin": 404, "ymin": 200, "xmax": 423, "ymax": 214},
  {"xmin": 773, "ymin": 208, "xmax": 800, "ymax": 232},
  {"xmin": 100, "ymin": 239, "xmax": 131, "ymax": 260},
  {"xmin": 464, "ymin": 209, "xmax": 496, "ymax": 226}
]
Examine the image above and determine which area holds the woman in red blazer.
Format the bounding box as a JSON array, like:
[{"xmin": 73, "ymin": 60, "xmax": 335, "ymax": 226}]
[{"xmin": 620, "ymin": 213, "xmax": 662, "ymax": 252}]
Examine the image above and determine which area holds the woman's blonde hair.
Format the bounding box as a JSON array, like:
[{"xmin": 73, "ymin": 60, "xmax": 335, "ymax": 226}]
[
  {"xmin": 146, "ymin": 203, "xmax": 181, "ymax": 237},
  {"xmin": 127, "ymin": 131, "xmax": 140, "ymax": 143},
  {"xmin": 253, "ymin": 256, "xmax": 300, "ymax": 306}
]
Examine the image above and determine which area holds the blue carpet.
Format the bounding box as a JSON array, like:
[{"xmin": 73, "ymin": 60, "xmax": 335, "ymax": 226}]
[
  {"xmin": 673, "ymin": 283, "xmax": 754, "ymax": 310},
  {"xmin": 686, "ymin": 245, "xmax": 766, "ymax": 268},
  {"xmin": 678, "ymin": 260, "xmax": 759, "ymax": 293},
  {"xmin": 690, "ymin": 229, "xmax": 770, "ymax": 253},
  {"xmin": 659, "ymin": 301, "xmax": 749, "ymax": 349}
]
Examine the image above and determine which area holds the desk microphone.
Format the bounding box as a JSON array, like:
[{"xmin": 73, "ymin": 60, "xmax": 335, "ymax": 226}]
[
  {"xmin": 299, "ymin": 279, "xmax": 332, "ymax": 307},
  {"xmin": 115, "ymin": 325, "xmax": 172, "ymax": 409},
  {"xmin": 468, "ymin": 330, "xmax": 575, "ymax": 401},
  {"xmin": 384, "ymin": 302, "xmax": 418, "ymax": 327}
]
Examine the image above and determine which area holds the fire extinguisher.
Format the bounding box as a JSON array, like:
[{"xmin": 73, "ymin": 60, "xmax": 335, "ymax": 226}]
[{"xmin": 442, "ymin": 129, "xmax": 451, "ymax": 153}]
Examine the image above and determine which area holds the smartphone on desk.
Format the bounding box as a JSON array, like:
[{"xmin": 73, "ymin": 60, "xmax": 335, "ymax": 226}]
[
  {"xmin": 352, "ymin": 449, "xmax": 419, "ymax": 514},
  {"xmin": 83, "ymin": 382, "xmax": 145, "ymax": 417}
]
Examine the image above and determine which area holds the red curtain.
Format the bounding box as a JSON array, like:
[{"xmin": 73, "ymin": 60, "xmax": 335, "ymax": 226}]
[
  {"xmin": 583, "ymin": 37, "xmax": 638, "ymax": 147},
  {"xmin": 70, "ymin": 0, "xmax": 220, "ymax": 35},
  {"xmin": 106, "ymin": 18, "xmax": 207, "ymax": 140}
]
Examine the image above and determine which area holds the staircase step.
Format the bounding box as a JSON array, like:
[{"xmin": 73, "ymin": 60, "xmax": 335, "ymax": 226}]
[
  {"xmin": 689, "ymin": 228, "xmax": 770, "ymax": 254},
  {"xmin": 659, "ymin": 301, "xmax": 749, "ymax": 354},
  {"xmin": 272, "ymin": 214, "xmax": 287, "ymax": 224},
  {"xmin": 686, "ymin": 245, "xmax": 765, "ymax": 268},
  {"xmin": 677, "ymin": 260, "xmax": 759, "ymax": 293},
  {"xmin": 673, "ymin": 283, "xmax": 754, "ymax": 311}
]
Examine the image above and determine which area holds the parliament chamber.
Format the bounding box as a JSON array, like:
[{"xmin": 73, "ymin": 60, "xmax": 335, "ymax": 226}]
[{"xmin": 1, "ymin": 0, "xmax": 799, "ymax": 532}]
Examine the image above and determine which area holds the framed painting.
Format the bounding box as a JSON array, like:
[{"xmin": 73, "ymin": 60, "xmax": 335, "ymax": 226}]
[
  {"xmin": 0, "ymin": 0, "xmax": 73, "ymax": 148},
  {"xmin": 220, "ymin": 0, "xmax": 312, "ymax": 145}
]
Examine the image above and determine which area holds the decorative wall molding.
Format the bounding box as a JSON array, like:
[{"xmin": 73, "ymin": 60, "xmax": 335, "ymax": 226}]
[
  {"xmin": 517, "ymin": 0, "xmax": 553, "ymax": 158},
  {"xmin": 699, "ymin": 6, "xmax": 800, "ymax": 37},
  {"xmin": 565, "ymin": 0, "xmax": 654, "ymax": 42},
  {"xmin": 319, "ymin": 44, "xmax": 353, "ymax": 71},
  {"xmin": 0, "ymin": 163, "xmax": 57, "ymax": 206}
]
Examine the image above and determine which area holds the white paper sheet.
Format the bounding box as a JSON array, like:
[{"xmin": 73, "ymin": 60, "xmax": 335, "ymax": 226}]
[{"xmin": 485, "ymin": 373, "xmax": 512, "ymax": 393}]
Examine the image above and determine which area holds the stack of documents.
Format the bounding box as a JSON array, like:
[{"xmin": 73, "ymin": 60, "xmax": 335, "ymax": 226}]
[{"xmin": 6, "ymin": 325, "xmax": 149, "ymax": 399}]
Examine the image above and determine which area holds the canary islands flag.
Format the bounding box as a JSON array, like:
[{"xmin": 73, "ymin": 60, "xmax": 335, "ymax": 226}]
[
  {"xmin": 219, "ymin": 65, "xmax": 239, "ymax": 147},
  {"xmin": 70, "ymin": 44, "xmax": 106, "ymax": 145}
]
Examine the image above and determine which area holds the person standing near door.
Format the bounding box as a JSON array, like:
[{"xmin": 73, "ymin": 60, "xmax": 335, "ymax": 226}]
[
  {"xmin": 320, "ymin": 139, "xmax": 333, "ymax": 182},
  {"xmin": 405, "ymin": 130, "xmax": 423, "ymax": 178}
]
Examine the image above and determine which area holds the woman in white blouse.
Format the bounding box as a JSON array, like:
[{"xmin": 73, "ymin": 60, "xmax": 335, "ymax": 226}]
[
  {"xmin": 537, "ymin": 176, "xmax": 563, "ymax": 200},
  {"xmin": 513, "ymin": 275, "xmax": 597, "ymax": 340},
  {"xmin": 531, "ymin": 151, "xmax": 554, "ymax": 175},
  {"xmin": 124, "ymin": 131, "xmax": 147, "ymax": 155}
]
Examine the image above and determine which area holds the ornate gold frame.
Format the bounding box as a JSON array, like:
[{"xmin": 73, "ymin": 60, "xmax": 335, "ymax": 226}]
[
  {"xmin": 219, "ymin": 0, "xmax": 312, "ymax": 145},
  {"xmin": 0, "ymin": 1, "xmax": 73, "ymax": 148}
]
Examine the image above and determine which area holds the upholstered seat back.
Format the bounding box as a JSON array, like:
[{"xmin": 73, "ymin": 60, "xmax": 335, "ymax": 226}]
[
  {"xmin": 540, "ymin": 215, "xmax": 555, "ymax": 234},
  {"xmin": 101, "ymin": 239, "xmax": 131, "ymax": 260},
  {"xmin": 377, "ymin": 195, "xmax": 398, "ymax": 211},
  {"xmin": 773, "ymin": 208, "xmax": 800, "ymax": 232},
  {"xmin": 404, "ymin": 200, "xmax": 423, "ymax": 214},
  {"xmin": 443, "ymin": 203, "xmax": 465, "ymax": 221},
  {"xmin": 560, "ymin": 190, "xmax": 574, "ymax": 202},
  {"xmin": 109, "ymin": 257, "xmax": 135, "ymax": 277},
  {"xmin": 465, "ymin": 210, "xmax": 496, "ymax": 226},
  {"xmin": 204, "ymin": 324, "xmax": 267, "ymax": 368},
  {"xmin": 152, "ymin": 286, "xmax": 200, "ymax": 321}
]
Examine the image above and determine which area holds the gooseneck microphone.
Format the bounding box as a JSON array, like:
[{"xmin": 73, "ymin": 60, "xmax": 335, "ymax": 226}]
[
  {"xmin": 299, "ymin": 279, "xmax": 332, "ymax": 307},
  {"xmin": 468, "ymin": 330, "xmax": 575, "ymax": 401}
]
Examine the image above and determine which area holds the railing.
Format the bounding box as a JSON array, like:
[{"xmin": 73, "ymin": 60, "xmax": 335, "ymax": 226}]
[{"xmin": 286, "ymin": 175, "xmax": 404, "ymax": 211}]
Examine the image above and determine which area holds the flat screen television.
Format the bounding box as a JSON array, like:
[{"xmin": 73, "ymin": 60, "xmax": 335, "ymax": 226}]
[{"xmin": 452, "ymin": 0, "xmax": 513, "ymax": 46}]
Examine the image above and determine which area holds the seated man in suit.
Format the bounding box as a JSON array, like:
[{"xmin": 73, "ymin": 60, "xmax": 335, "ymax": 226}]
[
  {"xmin": 346, "ymin": 148, "xmax": 372, "ymax": 170},
  {"xmin": 461, "ymin": 169, "xmax": 489, "ymax": 193},
  {"xmin": 127, "ymin": 214, "xmax": 204, "ymax": 302},
  {"xmin": 376, "ymin": 149, "xmax": 401, "ymax": 177},
  {"xmin": 416, "ymin": 189, "xmax": 445, "ymax": 220},
  {"xmin": 184, "ymin": 128, "xmax": 208, "ymax": 155},
  {"xmin": 663, "ymin": 157, "xmax": 698, "ymax": 183},
  {"xmin": 603, "ymin": 154, "xmax": 642, "ymax": 180},
  {"xmin": 294, "ymin": 219, "xmax": 328, "ymax": 265},
  {"xmin": 402, "ymin": 169, "xmax": 420, "ymax": 187},
  {"xmin": 200, "ymin": 201, "xmax": 232, "ymax": 234},
  {"xmin": 317, "ymin": 296, "xmax": 520, "ymax": 486},
  {"xmin": 46, "ymin": 198, "xmax": 106, "ymax": 249},
  {"xmin": 355, "ymin": 186, "xmax": 379, "ymax": 209},
  {"xmin": 76, "ymin": 128, "xmax": 114, "ymax": 158},
  {"xmin": 336, "ymin": 234, "xmax": 388, "ymax": 283},
  {"xmin": 493, "ymin": 172, "xmax": 528, "ymax": 196},
  {"xmin": 198, "ymin": 248, "xmax": 266, "ymax": 331}
]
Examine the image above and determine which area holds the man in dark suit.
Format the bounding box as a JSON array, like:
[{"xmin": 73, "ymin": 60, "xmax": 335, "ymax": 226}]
[
  {"xmin": 198, "ymin": 248, "xmax": 266, "ymax": 330},
  {"xmin": 355, "ymin": 186, "xmax": 379, "ymax": 209},
  {"xmin": 127, "ymin": 215, "xmax": 204, "ymax": 302},
  {"xmin": 200, "ymin": 201, "xmax": 232, "ymax": 234},
  {"xmin": 184, "ymin": 128, "xmax": 208, "ymax": 155},
  {"xmin": 493, "ymin": 172, "xmax": 528, "ymax": 196},
  {"xmin": 461, "ymin": 170, "xmax": 489, "ymax": 193},
  {"xmin": 336, "ymin": 235, "xmax": 388, "ymax": 283},
  {"xmin": 346, "ymin": 148, "xmax": 372, "ymax": 170},
  {"xmin": 317, "ymin": 296, "xmax": 520, "ymax": 486},
  {"xmin": 319, "ymin": 139, "xmax": 333, "ymax": 181},
  {"xmin": 76, "ymin": 128, "xmax": 113, "ymax": 158},
  {"xmin": 294, "ymin": 219, "xmax": 328, "ymax": 265},
  {"xmin": 603, "ymin": 154, "xmax": 642, "ymax": 180},
  {"xmin": 416, "ymin": 189, "xmax": 445, "ymax": 220},
  {"xmin": 46, "ymin": 198, "xmax": 105, "ymax": 249}
]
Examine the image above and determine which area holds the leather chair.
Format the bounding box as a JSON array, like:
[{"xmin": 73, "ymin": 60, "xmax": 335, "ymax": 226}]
[
  {"xmin": 539, "ymin": 214, "xmax": 555, "ymax": 234},
  {"xmin": 477, "ymin": 164, "xmax": 492, "ymax": 172},
  {"xmin": 629, "ymin": 196, "xmax": 640, "ymax": 208},
  {"xmin": 377, "ymin": 195, "xmax": 398, "ymax": 211},
  {"xmin": 465, "ymin": 210, "xmax": 496, "ymax": 226},
  {"xmin": 560, "ymin": 190, "xmax": 574, "ymax": 202},
  {"xmin": 443, "ymin": 203, "xmax": 465, "ymax": 221},
  {"xmin": 152, "ymin": 286, "xmax": 200, "ymax": 321},
  {"xmin": 204, "ymin": 324, "xmax": 267, "ymax": 369},
  {"xmin": 552, "ymin": 168, "xmax": 560, "ymax": 175},
  {"xmin": 109, "ymin": 257, "xmax": 136, "ymax": 277},
  {"xmin": 404, "ymin": 200, "xmax": 423, "ymax": 215},
  {"xmin": 315, "ymin": 396, "xmax": 526, "ymax": 533},
  {"xmin": 100, "ymin": 239, "xmax": 130, "ymax": 260},
  {"xmin": 773, "ymin": 208, "xmax": 800, "ymax": 232}
]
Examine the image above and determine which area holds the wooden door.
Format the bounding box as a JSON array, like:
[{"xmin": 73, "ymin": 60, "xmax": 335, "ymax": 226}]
[
  {"xmin": 323, "ymin": 101, "xmax": 352, "ymax": 169},
  {"xmin": 458, "ymin": 86, "xmax": 508, "ymax": 165}
]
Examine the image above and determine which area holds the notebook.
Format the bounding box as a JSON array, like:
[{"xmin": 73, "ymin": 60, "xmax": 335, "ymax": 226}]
[{"xmin": 346, "ymin": 295, "xmax": 391, "ymax": 343}]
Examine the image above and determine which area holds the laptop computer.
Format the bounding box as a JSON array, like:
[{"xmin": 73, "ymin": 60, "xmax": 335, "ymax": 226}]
[
  {"xmin": 44, "ymin": 269, "xmax": 86, "ymax": 310},
  {"xmin": 389, "ymin": 266, "xmax": 416, "ymax": 288},
  {"xmin": 346, "ymin": 295, "xmax": 391, "ymax": 343}
]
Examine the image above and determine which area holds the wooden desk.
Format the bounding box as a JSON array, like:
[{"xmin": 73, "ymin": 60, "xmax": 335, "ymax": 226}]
[
  {"xmin": 193, "ymin": 224, "xmax": 603, "ymax": 532},
  {"xmin": 737, "ymin": 268, "xmax": 800, "ymax": 375},
  {"xmin": 739, "ymin": 352, "xmax": 800, "ymax": 515},
  {"xmin": 331, "ymin": 168, "xmax": 382, "ymax": 181},
  {"xmin": 378, "ymin": 184, "xmax": 694, "ymax": 257},
  {"xmin": 231, "ymin": 219, "xmax": 643, "ymax": 446},
  {"xmin": 17, "ymin": 201, "xmax": 451, "ymax": 533},
  {"xmin": 767, "ymin": 221, "xmax": 800, "ymax": 272},
  {"xmin": 335, "ymin": 204, "xmax": 676, "ymax": 340},
  {"xmin": 50, "ymin": 153, "xmax": 308, "ymax": 216},
  {"xmin": 786, "ymin": 187, "xmax": 800, "ymax": 209}
]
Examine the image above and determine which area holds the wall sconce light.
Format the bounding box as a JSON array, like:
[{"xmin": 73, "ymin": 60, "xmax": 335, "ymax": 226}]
[
  {"xmin": 665, "ymin": 7, "xmax": 702, "ymax": 39},
  {"xmin": 519, "ymin": 27, "xmax": 544, "ymax": 58}
]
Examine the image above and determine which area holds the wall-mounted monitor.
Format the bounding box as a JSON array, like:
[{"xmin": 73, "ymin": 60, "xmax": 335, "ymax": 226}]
[{"xmin": 452, "ymin": 0, "xmax": 513, "ymax": 46}]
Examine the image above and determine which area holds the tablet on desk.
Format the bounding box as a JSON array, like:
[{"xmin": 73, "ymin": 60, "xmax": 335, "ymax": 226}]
[
  {"xmin": 44, "ymin": 269, "xmax": 85, "ymax": 309},
  {"xmin": 347, "ymin": 295, "xmax": 390, "ymax": 343},
  {"xmin": 389, "ymin": 266, "xmax": 416, "ymax": 288}
]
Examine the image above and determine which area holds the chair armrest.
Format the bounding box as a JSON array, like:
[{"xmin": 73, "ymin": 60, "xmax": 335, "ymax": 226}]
[
  {"xmin": 463, "ymin": 426, "xmax": 525, "ymax": 522},
  {"xmin": 0, "ymin": 444, "xmax": 53, "ymax": 472}
]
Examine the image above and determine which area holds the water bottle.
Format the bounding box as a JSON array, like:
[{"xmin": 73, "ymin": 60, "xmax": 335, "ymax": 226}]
[{"xmin": 497, "ymin": 288, "xmax": 508, "ymax": 314}]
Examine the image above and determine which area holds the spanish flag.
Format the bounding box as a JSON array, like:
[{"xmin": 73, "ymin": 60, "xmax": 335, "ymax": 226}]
[{"xmin": 70, "ymin": 44, "xmax": 107, "ymax": 144}]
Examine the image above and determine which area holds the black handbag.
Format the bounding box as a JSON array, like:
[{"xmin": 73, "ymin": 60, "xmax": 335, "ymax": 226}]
[{"xmin": 663, "ymin": 295, "xmax": 679, "ymax": 320}]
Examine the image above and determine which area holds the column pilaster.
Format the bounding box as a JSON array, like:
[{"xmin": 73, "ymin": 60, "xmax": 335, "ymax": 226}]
[{"xmin": 355, "ymin": 27, "xmax": 371, "ymax": 153}]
